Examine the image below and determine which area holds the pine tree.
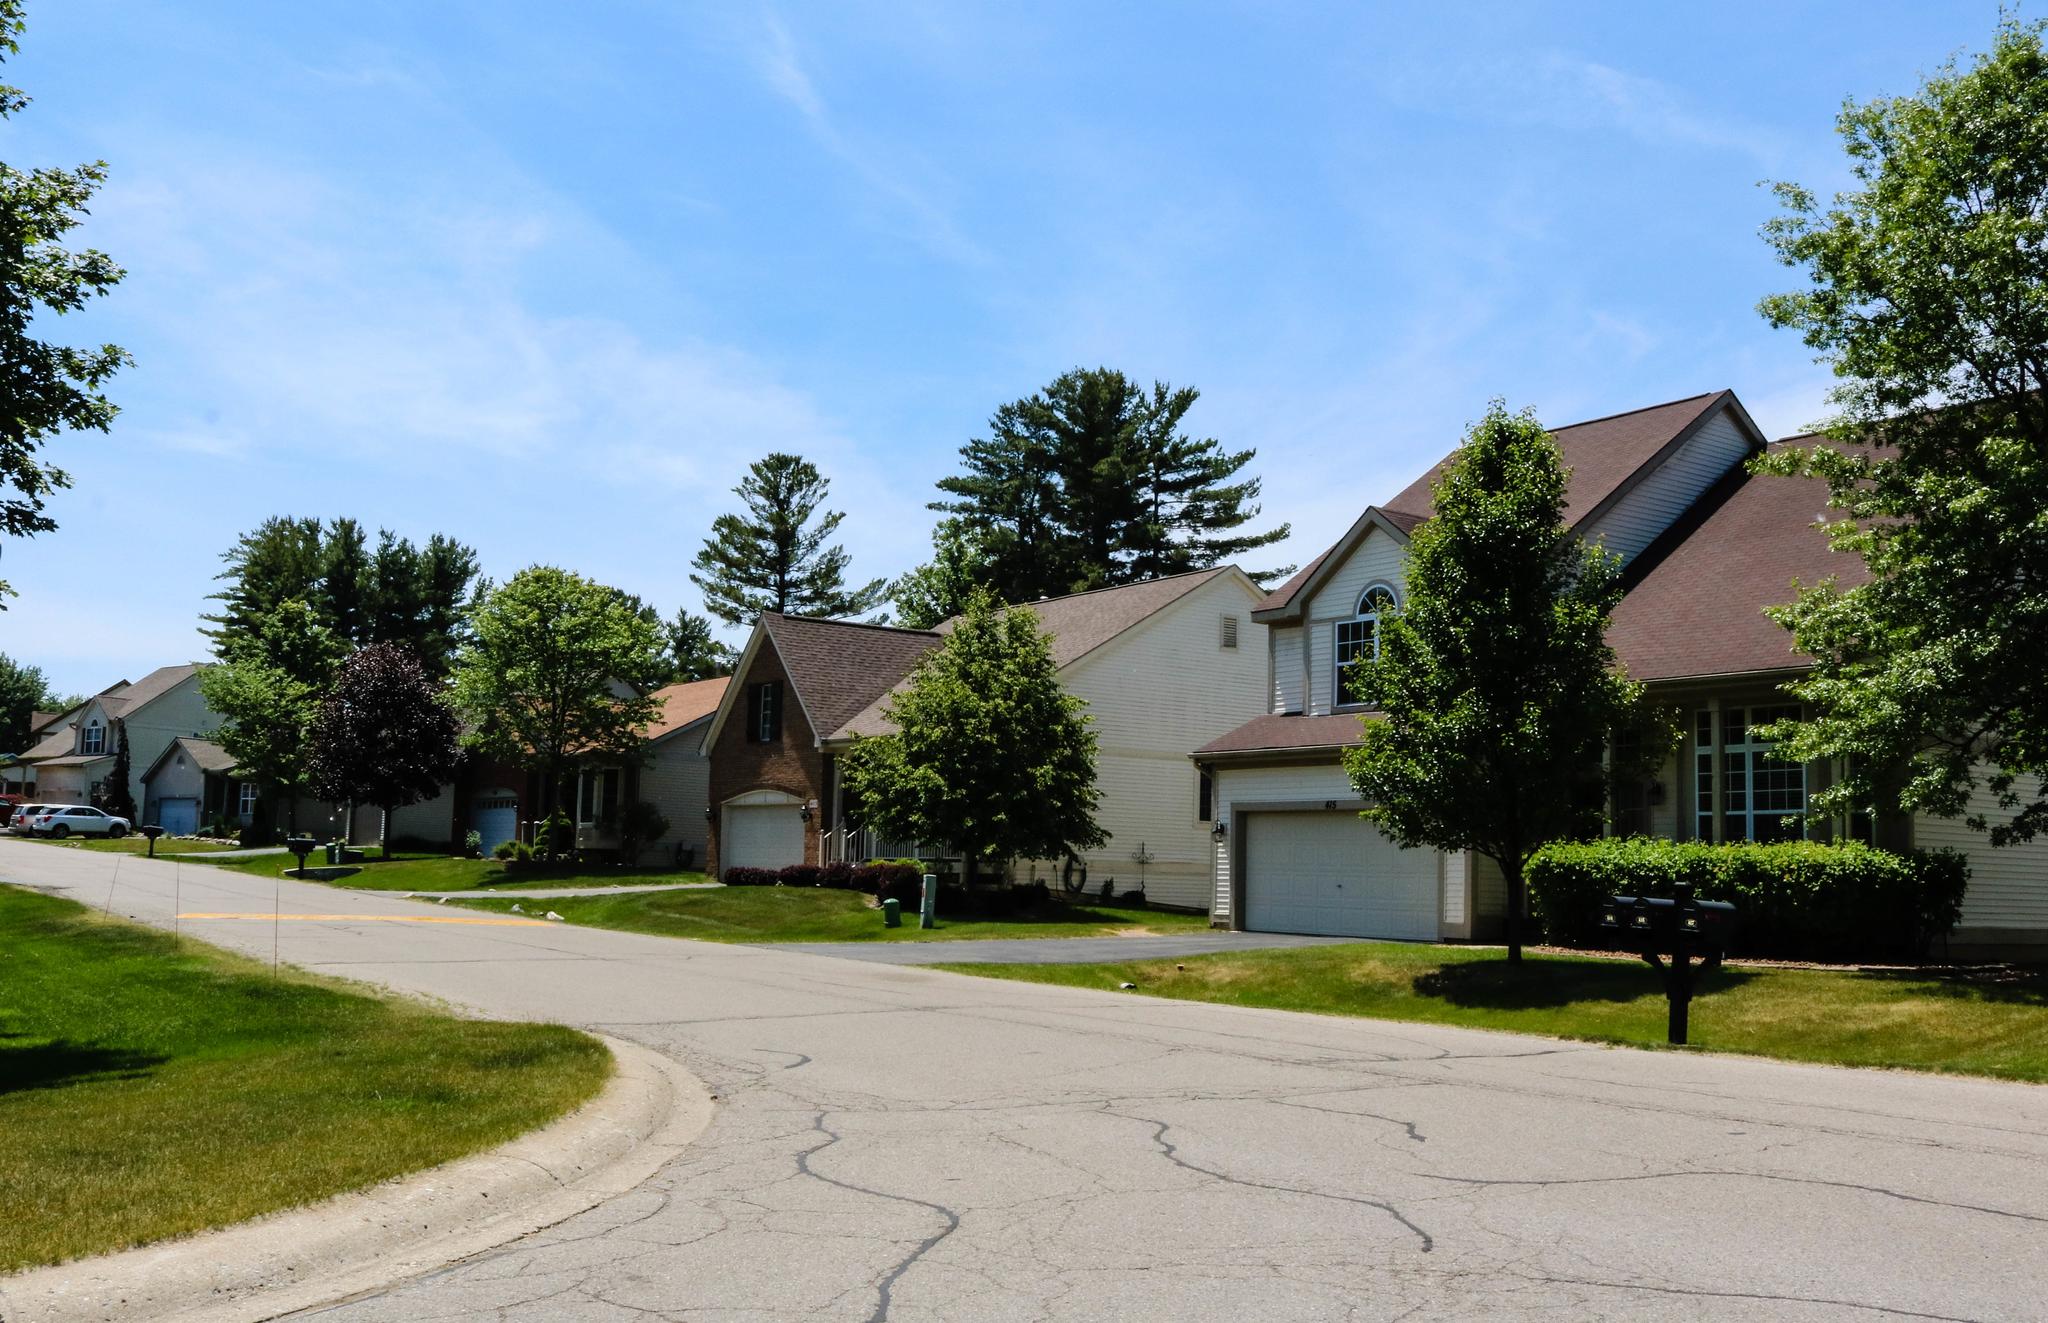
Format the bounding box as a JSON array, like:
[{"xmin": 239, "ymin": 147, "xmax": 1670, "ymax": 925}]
[
  {"xmin": 664, "ymin": 607, "xmax": 736, "ymax": 681},
  {"xmin": 689, "ymin": 453, "xmax": 888, "ymax": 626},
  {"xmin": 321, "ymin": 517, "xmax": 372, "ymax": 645},
  {"xmin": 928, "ymin": 368, "xmax": 1290, "ymax": 603}
]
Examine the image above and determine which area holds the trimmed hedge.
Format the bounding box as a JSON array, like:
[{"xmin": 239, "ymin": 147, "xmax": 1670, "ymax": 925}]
[
  {"xmin": 1526, "ymin": 838, "xmax": 1968, "ymax": 962},
  {"xmin": 722, "ymin": 862, "xmax": 924, "ymax": 895}
]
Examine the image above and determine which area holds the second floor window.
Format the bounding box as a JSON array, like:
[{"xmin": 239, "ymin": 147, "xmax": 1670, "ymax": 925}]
[
  {"xmin": 82, "ymin": 720, "xmax": 105, "ymax": 755},
  {"xmin": 748, "ymin": 680, "xmax": 783, "ymax": 743},
  {"xmin": 1335, "ymin": 584, "xmax": 1397, "ymax": 707}
]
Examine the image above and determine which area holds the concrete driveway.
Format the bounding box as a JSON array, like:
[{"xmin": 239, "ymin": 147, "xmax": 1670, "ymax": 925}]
[
  {"xmin": 752, "ymin": 931, "xmax": 1361, "ymax": 964},
  {"xmin": 6, "ymin": 839, "xmax": 2048, "ymax": 1321}
]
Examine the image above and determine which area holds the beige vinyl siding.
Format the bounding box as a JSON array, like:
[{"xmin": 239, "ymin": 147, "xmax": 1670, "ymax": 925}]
[
  {"xmin": 1581, "ymin": 410, "xmax": 1753, "ymax": 565},
  {"xmin": 1272, "ymin": 627, "xmax": 1304, "ymax": 714},
  {"xmin": 1441, "ymin": 849, "xmax": 1468, "ymax": 933},
  {"xmin": 1470, "ymin": 851, "xmax": 1507, "ymax": 935},
  {"xmin": 1648, "ymin": 751, "xmax": 1680, "ymax": 839},
  {"xmin": 389, "ymin": 784, "xmax": 456, "ymax": 845},
  {"xmin": 1209, "ymin": 760, "xmax": 1356, "ymax": 920},
  {"xmin": 641, "ymin": 724, "xmax": 712, "ymax": 867},
  {"xmin": 1056, "ymin": 573, "xmax": 1269, "ymax": 910},
  {"xmin": 107, "ymin": 674, "xmax": 222, "ymax": 815},
  {"xmin": 1303, "ymin": 526, "xmax": 1408, "ymax": 715},
  {"xmin": 1914, "ymin": 772, "xmax": 2048, "ymax": 935}
]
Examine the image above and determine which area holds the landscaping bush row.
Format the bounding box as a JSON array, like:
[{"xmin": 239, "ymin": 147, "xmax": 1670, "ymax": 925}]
[
  {"xmin": 1526, "ymin": 837, "xmax": 1969, "ymax": 962},
  {"xmin": 723, "ymin": 862, "xmax": 924, "ymax": 895}
]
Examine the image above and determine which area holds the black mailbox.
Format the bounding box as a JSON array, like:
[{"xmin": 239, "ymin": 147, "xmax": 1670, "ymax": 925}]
[
  {"xmin": 138, "ymin": 824, "xmax": 166, "ymax": 857},
  {"xmin": 1598, "ymin": 881, "xmax": 1737, "ymax": 1045},
  {"xmin": 284, "ymin": 834, "xmax": 319, "ymax": 876}
]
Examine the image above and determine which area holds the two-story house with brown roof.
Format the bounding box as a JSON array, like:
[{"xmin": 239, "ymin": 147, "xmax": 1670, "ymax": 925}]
[
  {"xmin": 1193, "ymin": 389, "xmax": 2048, "ymax": 952},
  {"xmin": 700, "ymin": 567, "xmax": 1269, "ymax": 909}
]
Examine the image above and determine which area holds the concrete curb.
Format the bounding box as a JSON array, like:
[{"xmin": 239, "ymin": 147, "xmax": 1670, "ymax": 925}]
[{"xmin": 0, "ymin": 1035, "xmax": 713, "ymax": 1323}]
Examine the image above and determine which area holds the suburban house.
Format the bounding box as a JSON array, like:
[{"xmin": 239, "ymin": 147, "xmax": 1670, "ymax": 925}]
[
  {"xmin": 700, "ymin": 566, "xmax": 1270, "ymax": 909},
  {"xmin": 17, "ymin": 665, "xmax": 216, "ymax": 813},
  {"xmin": 1194, "ymin": 388, "xmax": 2048, "ymax": 952},
  {"xmin": 394, "ymin": 675, "xmax": 728, "ymax": 864},
  {"xmin": 139, "ymin": 736, "xmax": 257, "ymax": 835}
]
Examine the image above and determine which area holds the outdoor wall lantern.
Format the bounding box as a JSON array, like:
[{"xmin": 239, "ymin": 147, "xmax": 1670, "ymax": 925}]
[
  {"xmin": 1646, "ymin": 779, "xmax": 1667, "ymax": 806},
  {"xmin": 800, "ymin": 799, "xmax": 817, "ymax": 822},
  {"xmin": 1210, "ymin": 820, "xmax": 1228, "ymax": 842}
]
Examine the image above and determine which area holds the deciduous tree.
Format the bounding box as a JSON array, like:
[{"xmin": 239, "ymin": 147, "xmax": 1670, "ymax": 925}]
[
  {"xmin": 840, "ymin": 590, "xmax": 1106, "ymax": 883},
  {"xmin": 689, "ymin": 453, "xmax": 887, "ymax": 626},
  {"xmin": 199, "ymin": 600, "xmax": 347, "ymax": 834},
  {"xmin": 1755, "ymin": 18, "xmax": 2048, "ymax": 845},
  {"xmin": 0, "ymin": 651, "xmax": 56, "ymax": 752},
  {"xmin": 452, "ymin": 567, "xmax": 666, "ymax": 853},
  {"xmin": 1342, "ymin": 402, "xmax": 1652, "ymax": 963},
  {"xmin": 0, "ymin": 0, "xmax": 129, "ymax": 605},
  {"xmin": 308, "ymin": 643, "xmax": 459, "ymax": 858}
]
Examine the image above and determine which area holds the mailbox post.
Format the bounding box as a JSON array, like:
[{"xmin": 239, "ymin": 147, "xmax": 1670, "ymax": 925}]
[
  {"xmin": 138, "ymin": 824, "xmax": 165, "ymax": 858},
  {"xmin": 285, "ymin": 834, "xmax": 318, "ymax": 878},
  {"xmin": 1598, "ymin": 881, "xmax": 1736, "ymax": 1046}
]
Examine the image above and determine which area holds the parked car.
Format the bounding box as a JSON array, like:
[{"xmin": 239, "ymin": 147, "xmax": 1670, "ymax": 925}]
[
  {"xmin": 27, "ymin": 804, "xmax": 130, "ymax": 839},
  {"xmin": 9, "ymin": 803, "xmax": 48, "ymax": 835}
]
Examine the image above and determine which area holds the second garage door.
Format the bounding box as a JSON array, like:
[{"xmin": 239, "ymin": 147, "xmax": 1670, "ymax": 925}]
[
  {"xmin": 1242, "ymin": 810, "xmax": 1439, "ymax": 940},
  {"xmin": 722, "ymin": 802, "xmax": 806, "ymax": 872}
]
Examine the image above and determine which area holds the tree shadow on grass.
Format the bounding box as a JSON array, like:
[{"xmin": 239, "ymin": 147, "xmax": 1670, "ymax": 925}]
[
  {"xmin": 1850, "ymin": 963, "xmax": 2048, "ymax": 1007},
  {"xmin": 0, "ymin": 1037, "xmax": 168, "ymax": 1094},
  {"xmin": 1412, "ymin": 957, "xmax": 1756, "ymax": 1010}
]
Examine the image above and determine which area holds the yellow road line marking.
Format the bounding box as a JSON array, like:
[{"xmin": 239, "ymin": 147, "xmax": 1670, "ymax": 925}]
[{"xmin": 177, "ymin": 913, "xmax": 553, "ymax": 926}]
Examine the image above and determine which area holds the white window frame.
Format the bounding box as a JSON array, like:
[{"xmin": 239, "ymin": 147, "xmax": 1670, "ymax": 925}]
[
  {"xmin": 1334, "ymin": 583, "xmax": 1398, "ymax": 709},
  {"xmin": 1694, "ymin": 704, "xmax": 1806, "ymax": 842},
  {"xmin": 577, "ymin": 766, "xmax": 623, "ymax": 826},
  {"xmin": 82, "ymin": 720, "xmax": 105, "ymax": 755},
  {"xmin": 237, "ymin": 783, "xmax": 258, "ymax": 820}
]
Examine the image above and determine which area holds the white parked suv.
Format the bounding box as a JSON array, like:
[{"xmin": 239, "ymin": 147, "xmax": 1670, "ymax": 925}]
[
  {"xmin": 28, "ymin": 804, "xmax": 131, "ymax": 839},
  {"xmin": 7, "ymin": 803, "xmax": 47, "ymax": 835}
]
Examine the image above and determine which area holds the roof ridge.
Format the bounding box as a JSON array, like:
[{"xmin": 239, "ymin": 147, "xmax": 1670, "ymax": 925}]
[
  {"xmin": 765, "ymin": 612, "xmax": 941, "ymax": 639},
  {"xmin": 1549, "ymin": 388, "xmax": 1726, "ymax": 434},
  {"xmin": 1013, "ymin": 564, "xmax": 1227, "ymax": 608}
]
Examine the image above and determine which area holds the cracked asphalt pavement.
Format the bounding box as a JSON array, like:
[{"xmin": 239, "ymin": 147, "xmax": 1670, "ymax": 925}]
[{"xmin": 8, "ymin": 841, "xmax": 2048, "ymax": 1321}]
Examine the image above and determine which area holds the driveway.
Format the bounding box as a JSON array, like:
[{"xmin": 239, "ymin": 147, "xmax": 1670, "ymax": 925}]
[
  {"xmin": 753, "ymin": 931, "xmax": 1360, "ymax": 964},
  {"xmin": 6, "ymin": 839, "xmax": 2047, "ymax": 1322}
]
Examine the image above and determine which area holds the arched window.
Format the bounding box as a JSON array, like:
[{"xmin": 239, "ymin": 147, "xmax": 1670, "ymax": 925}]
[{"xmin": 1334, "ymin": 583, "xmax": 1398, "ymax": 707}]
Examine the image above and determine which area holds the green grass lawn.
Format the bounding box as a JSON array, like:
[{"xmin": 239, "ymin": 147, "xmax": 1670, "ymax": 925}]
[
  {"xmin": 452, "ymin": 885, "xmax": 1213, "ymax": 944},
  {"xmin": 938, "ymin": 943, "xmax": 2048, "ymax": 1083},
  {"xmin": 0, "ymin": 885, "xmax": 611, "ymax": 1272},
  {"xmin": 188, "ymin": 849, "xmax": 712, "ymax": 892},
  {"xmin": 19, "ymin": 835, "xmax": 246, "ymax": 856}
]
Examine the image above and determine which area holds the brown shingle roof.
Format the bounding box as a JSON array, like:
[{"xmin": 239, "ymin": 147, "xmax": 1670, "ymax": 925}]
[
  {"xmin": 1195, "ymin": 713, "xmax": 1367, "ymax": 757},
  {"xmin": 99, "ymin": 664, "xmax": 201, "ymax": 717},
  {"xmin": 1258, "ymin": 391, "xmax": 1730, "ymax": 617},
  {"xmin": 1608, "ymin": 451, "xmax": 1866, "ymax": 683},
  {"xmin": 645, "ymin": 676, "xmax": 729, "ymax": 742},
  {"xmin": 142, "ymin": 735, "xmax": 237, "ymax": 780},
  {"xmin": 828, "ymin": 569, "xmax": 1237, "ymax": 741},
  {"xmin": 762, "ymin": 614, "xmax": 944, "ymax": 740},
  {"xmin": 1383, "ymin": 390, "xmax": 1728, "ymax": 526}
]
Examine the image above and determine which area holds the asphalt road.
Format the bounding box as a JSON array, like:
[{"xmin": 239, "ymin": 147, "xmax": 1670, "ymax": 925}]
[{"xmin": 7, "ymin": 840, "xmax": 2048, "ymax": 1322}]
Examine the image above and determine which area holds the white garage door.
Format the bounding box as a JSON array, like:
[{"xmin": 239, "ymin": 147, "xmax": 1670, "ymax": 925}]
[
  {"xmin": 723, "ymin": 803, "xmax": 805, "ymax": 872},
  {"xmin": 1243, "ymin": 811, "xmax": 1439, "ymax": 940},
  {"xmin": 471, "ymin": 794, "xmax": 519, "ymax": 854}
]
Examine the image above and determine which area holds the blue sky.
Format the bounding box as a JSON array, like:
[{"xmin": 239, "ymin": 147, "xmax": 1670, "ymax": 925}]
[{"xmin": 4, "ymin": 1, "xmax": 2007, "ymax": 695}]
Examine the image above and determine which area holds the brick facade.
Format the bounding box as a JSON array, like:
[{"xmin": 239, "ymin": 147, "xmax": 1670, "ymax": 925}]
[{"xmin": 705, "ymin": 638, "xmax": 828, "ymax": 877}]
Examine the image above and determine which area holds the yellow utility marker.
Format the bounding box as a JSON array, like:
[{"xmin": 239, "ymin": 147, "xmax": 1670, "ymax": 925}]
[{"xmin": 178, "ymin": 913, "xmax": 553, "ymax": 926}]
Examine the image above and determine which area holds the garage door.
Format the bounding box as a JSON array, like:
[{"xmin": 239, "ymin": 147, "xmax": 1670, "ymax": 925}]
[
  {"xmin": 156, "ymin": 798, "xmax": 199, "ymax": 835},
  {"xmin": 471, "ymin": 793, "xmax": 519, "ymax": 854},
  {"xmin": 723, "ymin": 803, "xmax": 805, "ymax": 872},
  {"xmin": 1243, "ymin": 811, "xmax": 1439, "ymax": 940}
]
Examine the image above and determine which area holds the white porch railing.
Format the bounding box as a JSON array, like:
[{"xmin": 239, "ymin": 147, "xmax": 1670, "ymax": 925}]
[{"xmin": 820, "ymin": 826, "xmax": 924, "ymax": 865}]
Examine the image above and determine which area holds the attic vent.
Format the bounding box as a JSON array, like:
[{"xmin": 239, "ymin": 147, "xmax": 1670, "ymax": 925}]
[{"xmin": 1220, "ymin": 614, "xmax": 1239, "ymax": 649}]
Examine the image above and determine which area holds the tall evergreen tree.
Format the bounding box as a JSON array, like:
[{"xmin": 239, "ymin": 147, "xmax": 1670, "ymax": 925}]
[
  {"xmin": 100, "ymin": 718, "xmax": 134, "ymax": 819},
  {"xmin": 203, "ymin": 517, "xmax": 326, "ymax": 649},
  {"xmin": 689, "ymin": 452, "xmax": 887, "ymax": 626},
  {"xmin": 928, "ymin": 368, "xmax": 1290, "ymax": 603},
  {"xmin": 321, "ymin": 517, "xmax": 372, "ymax": 645},
  {"xmin": 0, "ymin": 1, "xmax": 129, "ymax": 606},
  {"xmin": 664, "ymin": 607, "xmax": 736, "ymax": 682},
  {"xmin": 1342, "ymin": 402, "xmax": 1652, "ymax": 964},
  {"xmin": 1756, "ymin": 18, "xmax": 2048, "ymax": 844}
]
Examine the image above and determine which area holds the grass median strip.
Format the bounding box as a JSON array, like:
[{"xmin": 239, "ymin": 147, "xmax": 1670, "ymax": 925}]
[
  {"xmin": 936, "ymin": 943, "xmax": 2048, "ymax": 1083},
  {"xmin": 450, "ymin": 886, "xmax": 1212, "ymax": 943},
  {"xmin": 187, "ymin": 850, "xmax": 713, "ymax": 892},
  {"xmin": 0, "ymin": 884, "xmax": 610, "ymax": 1272}
]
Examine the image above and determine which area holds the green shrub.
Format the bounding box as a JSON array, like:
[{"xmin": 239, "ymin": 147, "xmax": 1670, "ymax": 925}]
[
  {"xmin": 464, "ymin": 829, "xmax": 483, "ymax": 858},
  {"xmin": 1526, "ymin": 837, "xmax": 1968, "ymax": 962}
]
